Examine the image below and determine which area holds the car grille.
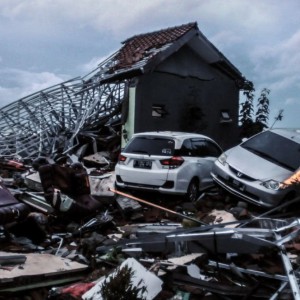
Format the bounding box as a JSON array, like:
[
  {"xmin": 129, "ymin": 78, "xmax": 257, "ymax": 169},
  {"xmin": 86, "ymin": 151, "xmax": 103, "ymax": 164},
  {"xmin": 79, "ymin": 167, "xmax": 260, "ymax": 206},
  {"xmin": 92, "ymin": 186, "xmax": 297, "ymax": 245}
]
[{"xmin": 229, "ymin": 166, "xmax": 255, "ymax": 181}]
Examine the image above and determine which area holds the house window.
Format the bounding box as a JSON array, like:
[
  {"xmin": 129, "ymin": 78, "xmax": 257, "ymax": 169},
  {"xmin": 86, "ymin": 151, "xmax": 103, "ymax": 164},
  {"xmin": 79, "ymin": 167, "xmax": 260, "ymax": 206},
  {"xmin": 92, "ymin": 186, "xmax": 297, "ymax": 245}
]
[
  {"xmin": 220, "ymin": 110, "xmax": 232, "ymax": 123},
  {"xmin": 152, "ymin": 105, "xmax": 167, "ymax": 118}
]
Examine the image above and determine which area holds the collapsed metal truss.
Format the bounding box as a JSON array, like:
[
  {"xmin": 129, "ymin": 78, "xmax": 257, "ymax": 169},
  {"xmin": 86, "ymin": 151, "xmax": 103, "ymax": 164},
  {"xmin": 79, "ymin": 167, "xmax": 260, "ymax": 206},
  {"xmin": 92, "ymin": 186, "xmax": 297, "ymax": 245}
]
[{"xmin": 0, "ymin": 53, "xmax": 127, "ymax": 160}]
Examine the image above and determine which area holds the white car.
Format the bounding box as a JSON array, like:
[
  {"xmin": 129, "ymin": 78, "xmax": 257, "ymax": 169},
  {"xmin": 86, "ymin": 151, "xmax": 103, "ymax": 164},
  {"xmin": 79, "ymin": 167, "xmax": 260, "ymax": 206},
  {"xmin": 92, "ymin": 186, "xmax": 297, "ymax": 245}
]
[
  {"xmin": 211, "ymin": 128, "xmax": 300, "ymax": 208},
  {"xmin": 115, "ymin": 131, "xmax": 222, "ymax": 201}
]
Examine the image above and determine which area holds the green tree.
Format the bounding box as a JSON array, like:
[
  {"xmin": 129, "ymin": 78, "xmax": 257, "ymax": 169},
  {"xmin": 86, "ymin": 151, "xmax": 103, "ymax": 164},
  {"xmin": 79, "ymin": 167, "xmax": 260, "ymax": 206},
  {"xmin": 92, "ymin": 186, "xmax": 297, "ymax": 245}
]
[
  {"xmin": 255, "ymin": 87, "xmax": 270, "ymax": 131},
  {"xmin": 239, "ymin": 80, "xmax": 273, "ymax": 139},
  {"xmin": 100, "ymin": 265, "xmax": 147, "ymax": 300},
  {"xmin": 239, "ymin": 80, "xmax": 255, "ymax": 138}
]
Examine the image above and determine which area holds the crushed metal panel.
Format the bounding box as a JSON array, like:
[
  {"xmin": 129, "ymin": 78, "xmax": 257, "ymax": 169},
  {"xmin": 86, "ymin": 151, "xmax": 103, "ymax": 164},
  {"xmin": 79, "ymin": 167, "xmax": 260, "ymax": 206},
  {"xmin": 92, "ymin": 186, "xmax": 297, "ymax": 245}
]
[
  {"xmin": 99, "ymin": 227, "xmax": 275, "ymax": 257},
  {"xmin": 133, "ymin": 223, "xmax": 183, "ymax": 237},
  {"xmin": 166, "ymin": 227, "xmax": 276, "ymax": 255}
]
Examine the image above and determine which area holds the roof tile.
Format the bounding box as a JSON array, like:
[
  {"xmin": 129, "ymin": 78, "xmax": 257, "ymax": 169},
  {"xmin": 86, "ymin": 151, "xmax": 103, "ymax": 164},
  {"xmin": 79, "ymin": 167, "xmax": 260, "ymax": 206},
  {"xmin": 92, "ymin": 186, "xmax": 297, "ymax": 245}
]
[{"xmin": 111, "ymin": 22, "xmax": 197, "ymax": 71}]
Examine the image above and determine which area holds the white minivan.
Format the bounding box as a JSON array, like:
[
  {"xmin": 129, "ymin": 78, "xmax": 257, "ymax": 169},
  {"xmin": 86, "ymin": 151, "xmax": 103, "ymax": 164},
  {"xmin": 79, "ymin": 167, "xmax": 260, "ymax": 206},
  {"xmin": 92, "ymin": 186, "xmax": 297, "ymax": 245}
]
[{"xmin": 115, "ymin": 131, "xmax": 222, "ymax": 201}]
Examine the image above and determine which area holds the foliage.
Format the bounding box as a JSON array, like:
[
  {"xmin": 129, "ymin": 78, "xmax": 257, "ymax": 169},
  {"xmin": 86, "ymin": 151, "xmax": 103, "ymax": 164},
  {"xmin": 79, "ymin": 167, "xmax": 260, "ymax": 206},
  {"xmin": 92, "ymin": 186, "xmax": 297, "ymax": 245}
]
[
  {"xmin": 100, "ymin": 264, "xmax": 147, "ymax": 300},
  {"xmin": 255, "ymin": 88, "xmax": 270, "ymax": 127},
  {"xmin": 239, "ymin": 80, "xmax": 255, "ymax": 138},
  {"xmin": 239, "ymin": 80, "xmax": 272, "ymax": 138}
]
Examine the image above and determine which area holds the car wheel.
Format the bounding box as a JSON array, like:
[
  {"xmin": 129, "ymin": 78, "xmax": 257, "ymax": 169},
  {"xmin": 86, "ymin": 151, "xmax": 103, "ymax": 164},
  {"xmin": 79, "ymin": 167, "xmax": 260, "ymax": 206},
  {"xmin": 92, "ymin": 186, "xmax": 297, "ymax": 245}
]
[{"xmin": 186, "ymin": 179, "xmax": 199, "ymax": 202}]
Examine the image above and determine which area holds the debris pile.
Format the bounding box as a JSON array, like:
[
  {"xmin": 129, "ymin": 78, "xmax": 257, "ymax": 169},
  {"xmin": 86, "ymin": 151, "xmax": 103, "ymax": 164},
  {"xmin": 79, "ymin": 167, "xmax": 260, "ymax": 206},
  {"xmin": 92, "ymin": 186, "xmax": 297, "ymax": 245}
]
[{"xmin": 0, "ymin": 153, "xmax": 299, "ymax": 299}]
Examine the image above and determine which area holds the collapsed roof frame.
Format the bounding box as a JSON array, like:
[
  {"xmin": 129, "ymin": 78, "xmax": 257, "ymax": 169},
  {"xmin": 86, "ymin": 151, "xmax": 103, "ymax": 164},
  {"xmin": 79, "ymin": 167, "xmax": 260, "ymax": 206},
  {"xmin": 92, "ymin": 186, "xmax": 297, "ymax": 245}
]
[{"xmin": 0, "ymin": 52, "xmax": 128, "ymax": 161}]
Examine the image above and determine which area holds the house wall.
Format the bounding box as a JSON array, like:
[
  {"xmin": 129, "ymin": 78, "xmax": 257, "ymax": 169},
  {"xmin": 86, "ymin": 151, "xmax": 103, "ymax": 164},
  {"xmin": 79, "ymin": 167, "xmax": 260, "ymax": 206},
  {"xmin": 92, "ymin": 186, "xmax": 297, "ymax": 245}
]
[
  {"xmin": 121, "ymin": 86, "xmax": 136, "ymax": 147},
  {"xmin": 132, "ymin": 62, "xmax": 240, "ymax": 149}
]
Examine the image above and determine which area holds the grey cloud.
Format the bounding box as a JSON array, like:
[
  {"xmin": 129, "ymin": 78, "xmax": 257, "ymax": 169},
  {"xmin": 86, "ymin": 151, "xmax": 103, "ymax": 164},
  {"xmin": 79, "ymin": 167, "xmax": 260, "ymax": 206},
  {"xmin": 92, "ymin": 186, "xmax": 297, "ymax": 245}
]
[{"xmin": 0, "ymin": 68, "xmax": 67, "ymax": 102}]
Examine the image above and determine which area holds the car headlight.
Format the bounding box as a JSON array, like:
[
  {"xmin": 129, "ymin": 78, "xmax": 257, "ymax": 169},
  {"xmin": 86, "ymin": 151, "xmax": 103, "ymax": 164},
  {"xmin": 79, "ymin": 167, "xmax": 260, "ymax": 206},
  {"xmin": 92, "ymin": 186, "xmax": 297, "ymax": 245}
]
[
  {"xmin": 261, "ymin": 180, "xmax": 281, "ymax": 190},
  {"xmin": 218, "ymin": 153, "xmax": 227, "ymax": 165}
]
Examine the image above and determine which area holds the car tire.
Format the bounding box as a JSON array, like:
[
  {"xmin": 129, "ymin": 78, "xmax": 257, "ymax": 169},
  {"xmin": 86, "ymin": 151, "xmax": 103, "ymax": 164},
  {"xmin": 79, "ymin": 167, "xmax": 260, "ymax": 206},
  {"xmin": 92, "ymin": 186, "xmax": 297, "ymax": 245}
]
[{"xmin": 186, "ymin": 179, "xmax": 199, "ymax": 202}]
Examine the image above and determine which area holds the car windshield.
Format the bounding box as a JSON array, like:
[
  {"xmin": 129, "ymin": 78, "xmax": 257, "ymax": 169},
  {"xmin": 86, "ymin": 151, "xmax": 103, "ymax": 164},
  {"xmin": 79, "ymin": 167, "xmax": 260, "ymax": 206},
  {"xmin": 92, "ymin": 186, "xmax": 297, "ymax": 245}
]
[
  {"xmin": 123, "ymin": 136, "xmax": 175, "ymax": 156},
  {"xmin": 241, "ymin": 131, "xmax": 300, "ymax": 171}
]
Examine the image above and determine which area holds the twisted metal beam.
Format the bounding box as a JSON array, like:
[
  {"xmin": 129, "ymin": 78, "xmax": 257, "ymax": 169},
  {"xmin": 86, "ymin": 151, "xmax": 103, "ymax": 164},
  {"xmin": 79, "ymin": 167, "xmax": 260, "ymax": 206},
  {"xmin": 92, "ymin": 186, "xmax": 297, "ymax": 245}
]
[{"xmin": 0, "ymin": 53, "xmax": 128, "ymax": 160}]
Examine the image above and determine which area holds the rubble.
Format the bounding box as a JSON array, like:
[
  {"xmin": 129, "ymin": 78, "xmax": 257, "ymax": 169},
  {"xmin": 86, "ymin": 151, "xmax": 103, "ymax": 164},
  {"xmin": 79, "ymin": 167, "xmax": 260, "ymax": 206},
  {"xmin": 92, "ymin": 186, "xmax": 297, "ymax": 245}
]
[{"xmin": 0, "ymin": 153, "xmax": 299, "ymax": 300}]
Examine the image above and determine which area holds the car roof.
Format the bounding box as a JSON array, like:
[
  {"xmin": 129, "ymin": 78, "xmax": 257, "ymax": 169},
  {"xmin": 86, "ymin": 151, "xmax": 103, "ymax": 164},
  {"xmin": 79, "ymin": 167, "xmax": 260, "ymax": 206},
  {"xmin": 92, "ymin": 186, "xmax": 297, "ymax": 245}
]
[
  {"xmin": 132, "ymin": 131, "xmax": 213, "ymax": 140},
  {"xmin": 270, "ymin": 128, "xmax": 300, "ymax": 144}
]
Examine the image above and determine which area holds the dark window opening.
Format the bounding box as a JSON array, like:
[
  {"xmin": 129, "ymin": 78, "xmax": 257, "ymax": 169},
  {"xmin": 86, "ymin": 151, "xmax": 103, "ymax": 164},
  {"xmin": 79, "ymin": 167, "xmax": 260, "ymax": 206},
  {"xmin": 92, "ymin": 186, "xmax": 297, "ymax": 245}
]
[
  {"xmin": 152, "ymin": 105, "xmax": 168, "ymax": 118},
  {"xmin": 220, "ymin": 110, "xmax": 232, "ymax": 123}
]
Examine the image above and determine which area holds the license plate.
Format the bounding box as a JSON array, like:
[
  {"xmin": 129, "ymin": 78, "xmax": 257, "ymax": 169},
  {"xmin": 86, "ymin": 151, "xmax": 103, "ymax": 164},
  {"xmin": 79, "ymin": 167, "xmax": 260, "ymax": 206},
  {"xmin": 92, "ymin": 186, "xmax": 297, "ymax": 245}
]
[
  {"xmin": 232, "ymin": 179, "xmax": 240, "ymax": 186},
  {"xmin": 133, "ymin": 160, "xmax": 152, "ymax": 169},
  {"xmin": 230, "ymin": 178, "xmax": 245, "ymax": 191}
]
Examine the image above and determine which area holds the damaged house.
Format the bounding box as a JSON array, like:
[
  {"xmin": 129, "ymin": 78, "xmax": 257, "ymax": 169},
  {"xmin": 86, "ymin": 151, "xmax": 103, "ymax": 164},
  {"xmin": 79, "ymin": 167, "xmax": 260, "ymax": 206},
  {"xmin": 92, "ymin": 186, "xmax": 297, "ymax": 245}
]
[
  {"xmin": 0, "ymin": 22, "xmax": 244, "ymax": 162},
  {"xmin": 105, "ymin": 22, "xmax": 245, "ymax": 150}
]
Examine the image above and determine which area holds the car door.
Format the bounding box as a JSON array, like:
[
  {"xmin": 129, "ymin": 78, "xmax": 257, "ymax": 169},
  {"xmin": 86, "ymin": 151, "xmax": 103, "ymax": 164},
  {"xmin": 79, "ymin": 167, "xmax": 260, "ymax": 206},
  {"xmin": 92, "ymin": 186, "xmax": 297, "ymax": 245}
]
[{"xmin": 191, "ymin": 139, "xmax": 222, "ymax": 189}]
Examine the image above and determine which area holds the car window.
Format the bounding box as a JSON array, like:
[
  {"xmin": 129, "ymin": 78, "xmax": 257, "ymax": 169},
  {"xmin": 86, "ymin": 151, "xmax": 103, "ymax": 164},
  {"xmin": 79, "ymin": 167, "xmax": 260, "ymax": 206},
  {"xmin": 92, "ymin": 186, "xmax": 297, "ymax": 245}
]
[
  {"xmin": 177, "ymin": 139, "xmax": 193, "ymax": 156},
  {"xmin": 191, "ymin": 139, "xmax": 220, "ymax": 157},
  {"xmin": 241, "ymin": 131, "xmax": 300, "ymax": 171},
  {"xmin": 123, "ymin": 136, "xmax": 175, "ymax": 156},
  {"xmin": 206, "ymin": 141, "xmax": 222, "ymax": 157}
]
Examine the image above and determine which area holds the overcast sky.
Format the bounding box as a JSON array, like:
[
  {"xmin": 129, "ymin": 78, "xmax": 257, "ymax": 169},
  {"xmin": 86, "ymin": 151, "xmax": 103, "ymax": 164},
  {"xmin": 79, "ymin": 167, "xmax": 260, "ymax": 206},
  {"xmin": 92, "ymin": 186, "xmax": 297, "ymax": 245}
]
[{"xmin": 0, "ymin": 0, "xmax": 299, "ymax": 128}]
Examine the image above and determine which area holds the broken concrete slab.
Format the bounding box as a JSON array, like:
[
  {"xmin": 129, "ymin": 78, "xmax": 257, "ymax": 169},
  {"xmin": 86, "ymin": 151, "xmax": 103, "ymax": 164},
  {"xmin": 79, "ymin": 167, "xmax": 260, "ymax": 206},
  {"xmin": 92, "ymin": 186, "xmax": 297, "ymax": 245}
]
[{"xmin": 0, "ymin": 251, "xmax": 89, "ymax": 293}]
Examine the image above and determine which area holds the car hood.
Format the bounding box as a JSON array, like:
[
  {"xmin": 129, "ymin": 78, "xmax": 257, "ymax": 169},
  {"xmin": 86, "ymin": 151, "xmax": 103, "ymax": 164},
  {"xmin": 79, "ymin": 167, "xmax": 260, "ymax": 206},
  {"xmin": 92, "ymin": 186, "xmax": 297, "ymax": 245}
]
[{"xmin": 226, "ymin": 146, "xmax": 292, "ymax": 181}]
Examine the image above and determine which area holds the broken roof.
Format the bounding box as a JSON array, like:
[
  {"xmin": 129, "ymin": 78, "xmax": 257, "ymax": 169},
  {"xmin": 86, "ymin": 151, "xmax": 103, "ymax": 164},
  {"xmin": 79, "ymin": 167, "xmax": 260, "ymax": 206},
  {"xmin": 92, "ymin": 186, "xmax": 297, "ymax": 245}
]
[{"xmin": 102, "ymin": 21, "xmax": 244, "ymax": 82}]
